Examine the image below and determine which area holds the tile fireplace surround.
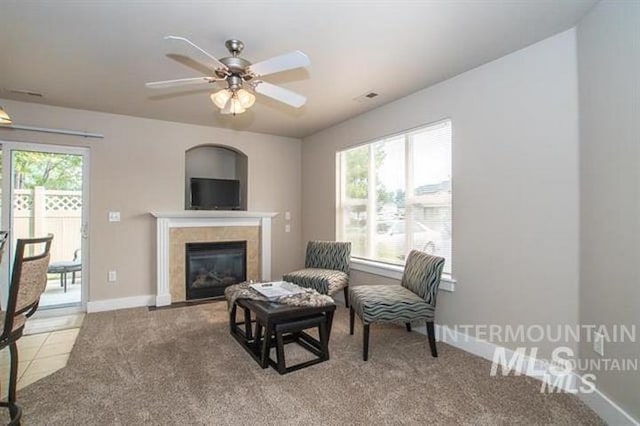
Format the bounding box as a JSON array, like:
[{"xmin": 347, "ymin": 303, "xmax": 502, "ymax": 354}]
[{"xmin": 150, "ymin": 211, "xmax": 277, "ymax": 306}]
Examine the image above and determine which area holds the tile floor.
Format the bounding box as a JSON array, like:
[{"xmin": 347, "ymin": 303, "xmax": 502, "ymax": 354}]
[
  {"xmin": 24, "ymin": 313, "xmax": 85, "ymax": 335},
  {"xmin": 1, "ymin": 323, "xmax": 81, "ymax": 398}
]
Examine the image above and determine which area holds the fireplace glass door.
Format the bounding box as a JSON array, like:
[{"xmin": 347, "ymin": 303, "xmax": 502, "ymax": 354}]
[{"xmin": 186, "ymin": 241, "xmax": 247, "ymax": 300}]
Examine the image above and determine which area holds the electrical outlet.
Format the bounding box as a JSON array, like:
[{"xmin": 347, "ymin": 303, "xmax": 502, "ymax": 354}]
[
  {"xmin": 285, "ymin": 224, "xmax": 291, "ymax": 233},
  {"xmin": 108, "ymin": 211, "xmax": 121, "ymax": 222},
  {"xmin": 285, "ymin": 211, "xmax": 291, "ymax": 221},
  {"xmin": 108, "ymin": 270, "xmax": 117, "ymax": 282},
  {"xmin": 593, "ymin": 331, "xmax": 604, "ymax": 356}
]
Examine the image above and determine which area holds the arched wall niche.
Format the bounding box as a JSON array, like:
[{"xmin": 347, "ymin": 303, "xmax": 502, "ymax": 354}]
[{"xmin": 185, "ymin": 144, "xmax": 248, "ymax": 211}]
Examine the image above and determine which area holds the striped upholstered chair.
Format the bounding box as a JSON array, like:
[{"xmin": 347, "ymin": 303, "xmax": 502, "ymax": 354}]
[
  {"xmin": 282, "ymin": 240, "xmax": 351, "ymax": 306},
  {"xmin": 349, "ymin": 250, "xmax": 445, "ymax": 361}
]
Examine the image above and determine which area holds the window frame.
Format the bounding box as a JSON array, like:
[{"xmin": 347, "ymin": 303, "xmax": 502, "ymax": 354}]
[{"xmin": 336, "ymin": 119, "xmax": 454, "ymax": 287}]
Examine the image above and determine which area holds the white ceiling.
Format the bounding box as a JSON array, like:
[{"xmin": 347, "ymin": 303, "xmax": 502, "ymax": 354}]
[{"xmin": 0, "ymin": 1, "xmax": 596, "ymax": 139}]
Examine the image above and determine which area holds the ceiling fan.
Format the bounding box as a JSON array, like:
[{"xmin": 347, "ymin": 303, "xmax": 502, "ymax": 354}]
[{"xmin": 146, "ymin": 36, "xmax": 310, "ymax": 115}]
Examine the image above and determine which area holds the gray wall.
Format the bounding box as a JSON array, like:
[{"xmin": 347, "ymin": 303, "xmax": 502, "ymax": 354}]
[
  {"xmin": 302, "ymin": 29, "xmax": 580, "ymax": 359},
  {"xmin": 187, "ymin": 146, "xmax": 237, "ymax": 180},
  {"xmin": 184, "ymin": 146, "xmax": 248, "ymax": 210},
  {"xmin": 0, "ymin": 99, "xmax": 303, "ymax": 302},
  {"xmin": 577, "ymin": 0, "xmax": 640, "ymax": 419}
]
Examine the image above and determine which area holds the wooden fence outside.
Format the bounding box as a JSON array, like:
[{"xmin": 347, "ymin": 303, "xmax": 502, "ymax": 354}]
[{"xmin": 11, "ymin": 187, "xmax": 82, "ymax": 263}]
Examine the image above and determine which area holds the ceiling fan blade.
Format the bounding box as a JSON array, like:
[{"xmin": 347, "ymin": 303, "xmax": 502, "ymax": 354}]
[
  {"xmin": 164, "ymin": 36, "xmax": 228, "ymax": 72},
  {"xmin": 253, "ymin": 81, "xmax": 307, "ymax": 108},
  {"xmin": 145, "ymin": 77, "xmax": 219, "ymax": 89},
  {"xmin": 248, "ymin": 51, "xmax": 310, "ymax": 77}
]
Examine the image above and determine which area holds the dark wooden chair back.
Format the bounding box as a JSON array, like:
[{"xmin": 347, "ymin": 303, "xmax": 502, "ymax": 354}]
[{"xmin": 2, "ymin": 234, "xmax": 53, "ymax": 339}]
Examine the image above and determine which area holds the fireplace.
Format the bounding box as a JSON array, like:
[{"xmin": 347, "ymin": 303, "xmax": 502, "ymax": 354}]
[{"xmin": 185, "ymin": 241, "xmax": 247, "ymax": 300}]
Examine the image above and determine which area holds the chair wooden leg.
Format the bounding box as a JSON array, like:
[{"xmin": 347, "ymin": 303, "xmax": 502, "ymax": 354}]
[
  {"xmin": 349, "ymin": 307, "xmax": 355, "ymax": 335},
  {"xmin": 363, "ymin": 324, "xmax": 370, "ymax": 361},
  {"xmin": 8, "ymin": 342, "xmax": 20, "ymax": 420},
  {"xmin": 405, "ymin": 323, "xmax": 412, "ymax": 332},
  {"xmin": 426, "ymin": 321, "xmax": 438, "ymax": 357},
  {"xmin": 343, "ymin": 286, "xmax": 349, "ymax": 308}
]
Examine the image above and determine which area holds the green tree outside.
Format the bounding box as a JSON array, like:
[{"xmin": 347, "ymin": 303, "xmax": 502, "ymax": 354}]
[
  {"xmin": 344, "ymin": 144, "xmax": 393, "ymax": 207},
  {"xmin": 343, "ymin": 143, "xmax": 395, "ymax": 257},
  {"xmin": 11, "ymin": 151, "xmax": 82, "ymax": 190}
]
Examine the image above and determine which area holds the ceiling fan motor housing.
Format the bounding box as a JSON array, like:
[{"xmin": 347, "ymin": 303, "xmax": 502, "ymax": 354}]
[
  {"xmin": 226, "ymin": 75, "xmax": 243, "ymax": 91},
  {"xmin": 225, "ymin": 39, "xmax": 245, "ymax": 56},
  {"xmin": 216, "ymin": 56, "xmax": 252, "ymax": 81}
]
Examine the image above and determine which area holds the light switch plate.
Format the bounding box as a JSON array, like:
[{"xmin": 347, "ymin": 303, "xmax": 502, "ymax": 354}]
[
  {"xmin": 593, "ymin": 331, "xmax": 604, "ymax": 356},
  {"xmin": 285, "ymin": 211, "xmax": 291, "ymax": 221},
  {"xmin": 285, "ymin": 224, "xmax": 291, "ymax": 233},
  {"xmin": 108, "ymin": 270, "xmax": 117, "ymax": 282},
  {"xmin": 108, "ymin": 211, "xmax": 121, "ymax": 222}
]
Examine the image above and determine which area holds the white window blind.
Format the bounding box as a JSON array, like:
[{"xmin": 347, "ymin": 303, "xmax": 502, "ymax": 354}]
[{"xmin": 336, "ymin": 120, "xmax": 452, "ymax": 273}]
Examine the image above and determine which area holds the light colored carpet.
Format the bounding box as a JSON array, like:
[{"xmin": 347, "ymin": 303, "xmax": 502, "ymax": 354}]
[{"xmin": 5, "ymin": 302, "xmax": 602, "ymax": 425}]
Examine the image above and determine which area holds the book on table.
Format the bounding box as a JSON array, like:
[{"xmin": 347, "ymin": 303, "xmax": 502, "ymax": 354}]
[{"xmin": 249, "ymin": 281, "xmax": 305, "ymax": 300}]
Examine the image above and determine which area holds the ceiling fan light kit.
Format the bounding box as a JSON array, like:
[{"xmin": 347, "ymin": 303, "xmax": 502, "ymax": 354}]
[
  {"xmin": 146, "ymin": 37, "xmax": 310, "ymax": 116},
  {"xmin": 220, "ymin": 97, "xmax": 245, "ymax": 115},
  {"xmin": 0, "ymin": 107, "xmax": 12, "ymax": 125},
  {"xmin": 210, "ymin": 90, "xmax": 232, "ymax": 109},
  {"xmin": 235, "ymin": 89, "xmax": 256, "ymax": 108},
  {"xmin": 212, "ymin": 89, "xmax": 256, "ymax": 115}
]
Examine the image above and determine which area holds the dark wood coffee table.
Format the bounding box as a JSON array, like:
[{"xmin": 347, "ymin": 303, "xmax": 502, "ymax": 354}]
[{"xmin": 229, "ymin": 298, "xmax": 336, "ymax": 374}]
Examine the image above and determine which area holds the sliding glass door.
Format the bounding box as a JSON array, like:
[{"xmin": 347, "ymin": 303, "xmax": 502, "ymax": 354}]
[{"xmin": 0, "ymin": 142, "xmax": 89, "ymax": 311}]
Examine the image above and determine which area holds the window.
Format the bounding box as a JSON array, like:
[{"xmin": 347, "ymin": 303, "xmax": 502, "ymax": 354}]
[{"xmin": 337, "ymin": 120, "xmax": 452, "ymax": 273}]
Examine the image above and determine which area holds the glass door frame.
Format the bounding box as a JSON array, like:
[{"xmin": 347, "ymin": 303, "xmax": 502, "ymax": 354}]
[{"xmin": 0, "ymin": 140, "xmax": 90, "ymax": 312}]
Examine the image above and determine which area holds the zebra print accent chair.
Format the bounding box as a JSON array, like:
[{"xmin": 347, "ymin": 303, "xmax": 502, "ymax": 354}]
[
  {"xmin": 349, "ymin": 250, "xmax": 445, "ymax": 361},
  {"xmin": 282, "ymin": 240, "xmax": 351, "ymax": 307}
]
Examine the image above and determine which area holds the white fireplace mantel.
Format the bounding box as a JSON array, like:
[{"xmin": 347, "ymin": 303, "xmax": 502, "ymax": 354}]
[{"xmin": 150, "ymin": 210, "xmax": 277, "ymax": 306}]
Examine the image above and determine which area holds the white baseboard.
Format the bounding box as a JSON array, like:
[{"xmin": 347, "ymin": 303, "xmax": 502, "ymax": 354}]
[
  {"xmin": 427, "ymin": 324, "xmax": 573, "ymax": 390},
  {"xmin": 576, "ymin": 377, "xmax": 639, "ymax": 426},
  {"xmin": 410, "ymin": 324, "xmax": 638, "ymax": 425},
  {"xmin": 86, "ymin": 295, "xmax": 154, "ymax": 313},
  {"xmin": 155, "ymin": 293, "xmax": 171, "ymax": 307}
]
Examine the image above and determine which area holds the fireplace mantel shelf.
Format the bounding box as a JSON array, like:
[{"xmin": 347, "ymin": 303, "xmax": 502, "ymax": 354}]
[{"xmin": 150, "ymin": 210, "xmax": 278, "ymax": 219}]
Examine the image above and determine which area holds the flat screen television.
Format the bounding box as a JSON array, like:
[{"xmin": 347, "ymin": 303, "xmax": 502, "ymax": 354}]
[{"xmin": 190, "ymin": 177, "xmax": 241, "ymax": 210}]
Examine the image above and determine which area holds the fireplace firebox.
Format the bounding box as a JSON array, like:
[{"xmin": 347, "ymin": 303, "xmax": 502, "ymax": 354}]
[{"xmin": 185, "ymin": 241, "xmax": 247, "ymax": 300}]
